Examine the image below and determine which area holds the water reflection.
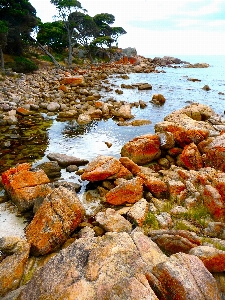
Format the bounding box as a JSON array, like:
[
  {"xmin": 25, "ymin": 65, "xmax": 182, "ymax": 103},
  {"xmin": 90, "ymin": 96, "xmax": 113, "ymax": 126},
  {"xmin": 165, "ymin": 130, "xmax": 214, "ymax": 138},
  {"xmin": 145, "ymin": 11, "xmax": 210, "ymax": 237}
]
[
  {"xmin": 0, "ymin": 114, "xmax": 53, "ymax": 174},
  {"xmin": 62, "ymin": 120, "xmax": 98, "ymax": 137}
]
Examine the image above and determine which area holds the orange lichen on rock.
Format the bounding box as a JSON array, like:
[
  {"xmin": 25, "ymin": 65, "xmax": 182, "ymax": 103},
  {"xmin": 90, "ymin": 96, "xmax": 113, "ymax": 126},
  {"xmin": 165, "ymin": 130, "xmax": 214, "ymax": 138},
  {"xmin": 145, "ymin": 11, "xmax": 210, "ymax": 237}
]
[
  {"xmin": 60, "ymin": 75, "xmax": 84, "ymax": 85},
  {"xmin": 25, "ymin": 187, "xmax": 85, "ymax": 256},
  {"xmin": 1, "ymin": 163, "xmax": 51, "ymax": 211},
  {"xmin": 140, "ymin": 173, "xmax": 168, "ymax": 198},
  {"xmin": 179, "ymin": 143, "xmax": 203, "ymax": 170},
  {"xmin": 2, "ymin": 163, "xmax": 50, "ymax": 191},
  {"xmin": 120, "ymin": 134, "xmax": 161, "ymax": 165},
  {"xmin": 119, "ymin": 157, "xmax": 141, "ymax": 175},
  {"xmin": 81, "ymin": 155, "xmax": 132, "ymax": 182},
  {"xmin": 1, "ymin": 163, "xmax": 31, "ymax": 186},
  {"xmin": 105, "ymin": 177, "xmax": 144, "ymax": 205},
  {"xmin": 58, "ymin": 84, "xmax": 68, "ymax": 92},
  {"xmin": 203, "ymin": 185, "xmax": 225, "ymax": 222}
]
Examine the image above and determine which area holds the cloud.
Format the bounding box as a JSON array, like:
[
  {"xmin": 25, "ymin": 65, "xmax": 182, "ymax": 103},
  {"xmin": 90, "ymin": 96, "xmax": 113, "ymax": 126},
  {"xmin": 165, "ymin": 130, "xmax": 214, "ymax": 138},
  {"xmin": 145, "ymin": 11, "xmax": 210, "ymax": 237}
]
[{"xmin": 123, "ymin": 0, "xmax": 225, "ymax": 33}]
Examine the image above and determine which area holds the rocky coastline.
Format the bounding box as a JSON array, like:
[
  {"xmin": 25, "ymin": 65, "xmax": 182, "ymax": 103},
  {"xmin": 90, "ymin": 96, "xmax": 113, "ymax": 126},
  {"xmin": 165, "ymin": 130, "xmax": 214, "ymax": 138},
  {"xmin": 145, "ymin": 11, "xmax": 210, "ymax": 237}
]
[{"xmin": 0, "ymin": 54, "xmax": 225, "ymax": 299}]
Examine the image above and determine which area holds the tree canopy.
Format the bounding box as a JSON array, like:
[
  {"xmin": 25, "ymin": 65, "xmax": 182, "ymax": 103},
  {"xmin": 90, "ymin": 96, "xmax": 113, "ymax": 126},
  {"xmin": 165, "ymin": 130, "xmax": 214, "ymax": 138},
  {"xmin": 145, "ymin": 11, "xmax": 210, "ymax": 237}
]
[
  {"xmin": 0, "ymin": 0, "xmax": 39, "ymax": 55},
  {"xmin": 37, "ymin": 21, "xmax": 68, "ymax": 52},
  {"xmin": 0, "ymin": 0, "xmax": 127, "ymax": 69}
]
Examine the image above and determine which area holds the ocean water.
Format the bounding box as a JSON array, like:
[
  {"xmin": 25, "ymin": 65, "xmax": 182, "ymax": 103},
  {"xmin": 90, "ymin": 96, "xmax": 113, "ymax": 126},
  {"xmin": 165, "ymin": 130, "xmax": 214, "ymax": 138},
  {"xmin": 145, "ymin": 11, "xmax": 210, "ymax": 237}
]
[{"xmin": 35, "ymin": 55, "xmax": 225, "ymax": 168}]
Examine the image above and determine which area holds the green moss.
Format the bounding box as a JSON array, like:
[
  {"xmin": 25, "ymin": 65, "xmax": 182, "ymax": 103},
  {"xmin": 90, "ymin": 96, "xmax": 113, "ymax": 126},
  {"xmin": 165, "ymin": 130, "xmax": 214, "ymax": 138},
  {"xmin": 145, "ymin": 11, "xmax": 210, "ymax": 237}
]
[
  {"xmin": 201, "ymin": 237, "xmax": 225, "ymax": 251},
  {"xmin": 144, "ymin": 212, "xmax": 159, "ymax": 229},
  {"xmin": 181, "ymin": 204, "xmax": 211, "ymax": 227},
  {"xmin": 161, "ymin": 201, "xmax": 174, "ymax": 212},
  {"xmin": 175, "ymin": 220, "xmax": 200, "ymax": 233}
]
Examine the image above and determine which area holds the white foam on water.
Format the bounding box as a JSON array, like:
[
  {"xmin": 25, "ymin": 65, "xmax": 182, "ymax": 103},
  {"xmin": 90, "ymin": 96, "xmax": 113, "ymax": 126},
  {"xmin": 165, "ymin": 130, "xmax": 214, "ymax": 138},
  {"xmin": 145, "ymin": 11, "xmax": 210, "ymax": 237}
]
[{"xmin": 0, "ymin": 202, "xmax": 27, "ymax": 238}]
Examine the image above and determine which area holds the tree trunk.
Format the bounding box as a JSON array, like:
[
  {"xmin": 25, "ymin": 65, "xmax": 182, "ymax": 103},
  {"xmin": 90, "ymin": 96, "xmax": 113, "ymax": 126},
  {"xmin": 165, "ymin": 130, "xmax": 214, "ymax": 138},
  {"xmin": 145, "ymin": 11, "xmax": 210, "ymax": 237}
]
[
  {"xmin": 0, "ymin": 47, "xmax": 4, "ymax": 70},
  {"xmin": 37, "ymin": 42, "xmax": 62, "ymax": 68},
  {"xmin": 67, "ymin": 30, "xmax": 73, "ymax": 67},
  {"xmin": 29, "ymin": 36, "xmax": 63, "ymax": 69}
]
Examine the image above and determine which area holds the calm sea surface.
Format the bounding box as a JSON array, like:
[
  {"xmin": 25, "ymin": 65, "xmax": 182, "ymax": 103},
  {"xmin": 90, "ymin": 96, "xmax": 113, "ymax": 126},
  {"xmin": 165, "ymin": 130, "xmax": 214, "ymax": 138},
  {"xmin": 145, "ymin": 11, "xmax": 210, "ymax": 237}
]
[{"xmin": 34, "ymin": 55, "xmax": 225, "ymax": 171}]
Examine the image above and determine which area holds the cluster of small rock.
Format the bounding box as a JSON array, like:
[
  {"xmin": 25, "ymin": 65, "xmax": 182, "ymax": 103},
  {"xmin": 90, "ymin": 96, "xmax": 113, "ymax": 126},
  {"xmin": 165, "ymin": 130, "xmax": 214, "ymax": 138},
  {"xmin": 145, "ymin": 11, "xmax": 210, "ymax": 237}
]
[{"xmin": 0, "ymin": 56, "xmax": 159, "ymax": 125}]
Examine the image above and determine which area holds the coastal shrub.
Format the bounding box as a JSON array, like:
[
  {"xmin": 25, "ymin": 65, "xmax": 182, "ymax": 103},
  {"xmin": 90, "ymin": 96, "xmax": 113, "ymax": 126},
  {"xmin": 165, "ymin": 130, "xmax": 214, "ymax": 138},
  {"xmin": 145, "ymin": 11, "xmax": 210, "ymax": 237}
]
[
  {"xmin": 161, "ymin": 201, "xmax": 175, "ymax": 212},
  {"xmin": 202, "ymin": 237, "xmax": 225, "ymax": 251},
  {"xmin": 9, "ymin": 57, "xmax": 38, "ymax": 73},
  {"xmin": 40, "ymin": 53, "xmax": 65, "ymax": 63},
  {"xmin": 174, "ymin": 220, "xmax": 199, "ymax": 233},
  {"xmin": 144, "ymin": 212, "xmax": 159, "ymax": 229},
  {"xmin": 181, "ymin": 204, "xmax": 211, "ymax": 227},
  {"xmin": 39, "ymin": 55, "xmax": 52, "ymax": 62}
]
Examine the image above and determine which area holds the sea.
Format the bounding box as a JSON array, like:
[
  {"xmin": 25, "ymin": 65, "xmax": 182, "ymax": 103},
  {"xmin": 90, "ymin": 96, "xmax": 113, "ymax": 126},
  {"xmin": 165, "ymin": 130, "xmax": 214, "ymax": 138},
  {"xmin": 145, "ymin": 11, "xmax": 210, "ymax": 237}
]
[
  {"xmin": 35, "ymin": 54, "xmax": 225, "ymax": 167},
  {"xmin": 1, "ymin": 54, "xmax": 225, "ymax": 237}
]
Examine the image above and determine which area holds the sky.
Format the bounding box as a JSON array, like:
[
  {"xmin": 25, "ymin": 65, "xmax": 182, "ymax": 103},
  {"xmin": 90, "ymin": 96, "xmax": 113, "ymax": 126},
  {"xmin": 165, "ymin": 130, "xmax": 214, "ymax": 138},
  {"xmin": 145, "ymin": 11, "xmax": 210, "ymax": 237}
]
[{"xmin": 29, "ymin": 0, "xmax": 225, "ymax": 57}]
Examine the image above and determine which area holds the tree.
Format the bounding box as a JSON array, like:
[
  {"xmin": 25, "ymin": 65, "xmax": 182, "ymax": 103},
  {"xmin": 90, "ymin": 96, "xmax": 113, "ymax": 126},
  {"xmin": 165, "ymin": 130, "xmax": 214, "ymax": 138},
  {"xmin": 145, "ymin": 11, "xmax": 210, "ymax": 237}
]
[
  {"xmin": 37, "ymin": 21, "xmax": 67, "ymax": 52},
  {"xmin": 0, "ymin": 0, "xmax": 38, "ymax": 55},
  {"xmin": 0, "ymin": 20, "xmax": 8, "ymax": 70},
  {"xmin": 93, "ymin": 13, "xmax": 126, "ymax": 48},
  {"xmin": 110, "ymin": 26, "xmax": 127, "ymax": 45},
  {"xmin": 93, "ymin": 13, "xmax": 115, "ymax": 37},
  {"xmin": 50, "ymin": 0, "xmax": 84, "ymax": 67},
  {"xmin": 68, "ymin": 11, "xmax": 99, "ymax": 61}
]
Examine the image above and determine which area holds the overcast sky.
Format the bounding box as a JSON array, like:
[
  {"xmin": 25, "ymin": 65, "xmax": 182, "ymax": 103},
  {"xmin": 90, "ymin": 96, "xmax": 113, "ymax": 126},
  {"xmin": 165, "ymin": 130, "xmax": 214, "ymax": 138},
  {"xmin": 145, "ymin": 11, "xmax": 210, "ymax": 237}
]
[{"xmin": 29, "ymin": 0, "xmax": 225, "ymax": 57}]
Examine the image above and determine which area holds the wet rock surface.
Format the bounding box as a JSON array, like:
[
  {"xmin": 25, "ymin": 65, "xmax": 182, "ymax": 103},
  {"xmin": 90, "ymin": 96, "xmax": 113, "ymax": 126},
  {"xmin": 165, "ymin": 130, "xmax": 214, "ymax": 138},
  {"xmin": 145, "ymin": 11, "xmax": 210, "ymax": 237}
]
[
  {"xmin": 0, "ymin": 237, "xmax": 30, "ymax": 297},
  {"xmin": 25, "ymin": 186, "xmax": 85, "ymax": 256}
]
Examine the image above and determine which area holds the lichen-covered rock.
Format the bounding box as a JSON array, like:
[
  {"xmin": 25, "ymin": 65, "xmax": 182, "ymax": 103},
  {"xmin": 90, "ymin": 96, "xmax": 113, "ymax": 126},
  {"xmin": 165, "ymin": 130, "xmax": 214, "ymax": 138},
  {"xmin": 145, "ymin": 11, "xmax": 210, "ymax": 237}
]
[
  {"xmin": 8, "ymin": 184, "xmax": 53, "ymax": 212},
  {"xmin": 81, "ymin": 155, "xmax": 132, "ymax": 182},
  {"xmin": 189, "ymin": 245, "xmax": 225, "ymax": 272},
  {"xmin": 60, "ymin": 75, "xmax": 84, "ymax": 85},
  {"xmin": 95, "ymin": 208, "xmax": 132, "ymax": 233},
  {"xmin": 155, "ymin": 103, "xmax": 215, "ymax": 147},
  {"xmin": 148, "ymin": 230, "xmax": 201, "ymax": 255},
  {"xmin": 155, "ymin": 119, "xmax": 209, "ymax": 147},
  {"xmin": 198, "ymin": 133, "xmax": 225, "ymax": 172},
  {"xmin": 25, "ymin": 186, "xmax": 85, "ymax": 256},
  {"xmin": 0, "ymin": 237, "xmax": 30, "ymax": 297},
  {"xmin": 1, "ymin": 163, "xmax": 50, "ymax": 212},
  {"xmin": 152, "ymin": 252, "xmax": 221, "ymax": 300},
  {"xmin": 178, "ymin": 142, "xmax": 203, "ymax": 170},
  {"xmin": 1, "ymin": 163, "xmax": 49, "ymax": 191},
  {"xmin": 166, "ymin": 179, "xmax": 186, "ymax": 201},
  {"xmin": 105, "ymin": 177, "xmax": 144, "ymax": 205},
  {"xmin": 119, "ymin": 156, "xmax": 141, "ymax": 175},
  {"xmin": 16, "ymin": 232, "xmax": 160, "ymax": 300},
  {"xmin": 121, "ymin": 134, "xmax": 161, "ymax": 165},
  {"xmin": 127, "ymin": 198, "xmax": 149, "ymax": 226},
  {"xmin": 202, "ymin": 185, "xmax": 225, "ymax": 222},
  {"xmin": 139, "ymin": 172, "xmax": 168, "ymax": 199}
]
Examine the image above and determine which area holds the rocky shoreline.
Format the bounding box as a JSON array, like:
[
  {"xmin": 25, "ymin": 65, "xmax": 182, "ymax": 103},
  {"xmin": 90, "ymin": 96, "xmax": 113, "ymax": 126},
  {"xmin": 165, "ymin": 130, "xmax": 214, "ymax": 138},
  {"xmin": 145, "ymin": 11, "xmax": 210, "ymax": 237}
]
[{"xmin": 0, "ymin": 56, "xmax": 225, "ymax": 299}]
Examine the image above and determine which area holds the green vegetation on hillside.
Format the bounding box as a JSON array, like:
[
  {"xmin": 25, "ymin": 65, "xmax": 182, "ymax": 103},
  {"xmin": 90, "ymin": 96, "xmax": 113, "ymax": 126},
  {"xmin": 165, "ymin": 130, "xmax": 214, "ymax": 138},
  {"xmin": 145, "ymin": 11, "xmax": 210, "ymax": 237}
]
[{"xmin": 0, "ymin": 0, "xmax": 127, "ymax": 72}]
